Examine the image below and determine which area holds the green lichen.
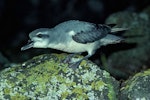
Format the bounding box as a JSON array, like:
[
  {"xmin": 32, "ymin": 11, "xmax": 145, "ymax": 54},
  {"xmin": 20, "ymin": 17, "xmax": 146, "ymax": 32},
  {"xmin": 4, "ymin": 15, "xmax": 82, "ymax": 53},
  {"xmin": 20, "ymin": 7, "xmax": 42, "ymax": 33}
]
[
  {"xmin": 0, "ymin": 54, "xmax": 119, "ymax": 99},
  {"xmin": 11, "ymin": 93, "xmax": 29, "ymax": 100},
  {"xmin": 134, "ymin": 69, "xmax": 150, "ymax": 77},
  {"xmin": 107, "ymin": 84, "xmax": 117, "ymax": 100},
  {"xmin": 120, "ymin": 69, "xmax": 150, "ymax": 99},
  {"xmin": 61, "ymin": 91, "xmax": 70, "ymax": 99},
  {"xmin": 4, "ymin": 88, "xmax": 10, "ymax": 94},
  {"xmin": 72, "ymin": 88, "xmax": 88, "ymax": 99},
  {"xmin": 121, "ymin": 69, "xmax": 150, "ymax": 91},
  {"xmin": 91, "ymin": 81, "xmax": 106, "ymax": 90}
]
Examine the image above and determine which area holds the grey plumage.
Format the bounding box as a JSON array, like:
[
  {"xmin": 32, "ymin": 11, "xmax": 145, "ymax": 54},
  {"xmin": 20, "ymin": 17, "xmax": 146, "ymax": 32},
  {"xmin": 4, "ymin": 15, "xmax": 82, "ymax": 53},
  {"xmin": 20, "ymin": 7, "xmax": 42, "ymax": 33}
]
[{"xmin": 21, "ymin": 20, "xmax": 127, "ymax": 68}]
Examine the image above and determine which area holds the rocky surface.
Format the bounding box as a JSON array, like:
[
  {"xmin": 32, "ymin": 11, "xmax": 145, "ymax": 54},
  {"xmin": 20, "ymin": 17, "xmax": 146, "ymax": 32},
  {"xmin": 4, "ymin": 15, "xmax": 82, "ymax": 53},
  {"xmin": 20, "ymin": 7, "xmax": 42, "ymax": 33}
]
[
  {"xmin": 120, "ymin": 69, "xmax": 150, "ymax": 100},
  {"xmin": 0, "ymin": 54, "xmax": 119, "ymax": 100}
]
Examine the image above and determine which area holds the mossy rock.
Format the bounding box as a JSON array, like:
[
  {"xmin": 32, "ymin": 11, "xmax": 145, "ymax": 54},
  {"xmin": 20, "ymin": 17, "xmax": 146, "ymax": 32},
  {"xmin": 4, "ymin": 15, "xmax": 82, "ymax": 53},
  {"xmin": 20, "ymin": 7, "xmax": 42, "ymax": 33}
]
[
  {"xmin": 0, "ymin": 53, "xmax": 119, "ymax": 100},
  {"xmin": 120, "ymin": 69, "xmax": 150, "ymax": 100}
]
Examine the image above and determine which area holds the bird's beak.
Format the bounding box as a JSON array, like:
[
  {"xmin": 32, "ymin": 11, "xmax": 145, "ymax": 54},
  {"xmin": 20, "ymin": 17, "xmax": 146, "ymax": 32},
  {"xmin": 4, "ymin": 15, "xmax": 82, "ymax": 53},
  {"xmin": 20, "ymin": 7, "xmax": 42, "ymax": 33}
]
[{"xmin": 21, "ymin": 40, "xmax": 34, "ymax": 51}]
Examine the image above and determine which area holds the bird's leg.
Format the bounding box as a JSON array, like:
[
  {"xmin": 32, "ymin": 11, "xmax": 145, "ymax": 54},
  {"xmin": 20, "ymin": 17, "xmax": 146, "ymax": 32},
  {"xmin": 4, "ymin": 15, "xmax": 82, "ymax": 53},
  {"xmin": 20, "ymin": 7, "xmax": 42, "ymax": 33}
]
[
  {"xmin": 69, "ymin": 50, "xmax": 96, "ymax": 69},
  {"xmin": 62, "ymin": 54, "xmax": 75, "ymax": 63},
  {"xmin": 69, "ymin": 54, "xmax": 92, "ymax": 69},
  {"xmin": 63, "ymin": 53, "xmax": 82, "ymax": 64}
]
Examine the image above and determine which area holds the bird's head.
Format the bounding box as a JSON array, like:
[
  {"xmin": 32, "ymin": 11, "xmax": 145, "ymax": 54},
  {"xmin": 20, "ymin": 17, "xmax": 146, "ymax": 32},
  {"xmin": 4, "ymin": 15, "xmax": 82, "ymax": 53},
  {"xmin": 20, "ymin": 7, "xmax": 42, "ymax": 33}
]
[{"xmin": 21, "ymin": 28, "xmax": 52, "ymax": 51}]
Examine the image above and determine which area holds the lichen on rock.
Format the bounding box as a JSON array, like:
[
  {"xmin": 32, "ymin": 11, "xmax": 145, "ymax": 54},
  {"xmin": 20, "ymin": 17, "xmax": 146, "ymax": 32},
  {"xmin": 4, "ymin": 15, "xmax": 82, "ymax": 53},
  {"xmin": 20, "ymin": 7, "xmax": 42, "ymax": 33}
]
[
  {"xmin": 120, "ymin": 69, "xmax": 150, "ymax": 100},
  {"xmin": 0, "ymin": 53, "xmax": 119, "ymax": 100}
]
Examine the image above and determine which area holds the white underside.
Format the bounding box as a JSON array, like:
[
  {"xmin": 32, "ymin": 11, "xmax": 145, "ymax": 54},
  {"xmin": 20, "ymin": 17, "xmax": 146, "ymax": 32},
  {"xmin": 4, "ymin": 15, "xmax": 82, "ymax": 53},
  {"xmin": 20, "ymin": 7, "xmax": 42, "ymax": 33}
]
[{"xmin": 48, "ymin": 40, "xmax": 99, "ymax": 55}]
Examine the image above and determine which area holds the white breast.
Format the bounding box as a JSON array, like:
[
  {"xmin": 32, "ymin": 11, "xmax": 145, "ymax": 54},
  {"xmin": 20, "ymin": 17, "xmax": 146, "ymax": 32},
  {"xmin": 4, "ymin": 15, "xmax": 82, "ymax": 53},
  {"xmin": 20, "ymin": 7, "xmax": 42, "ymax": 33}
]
[
  {"xmin": 48, "ymin": 40, "xmax": 99, "ymax": 56},
  {"xmin": 65, "ymin": 40, "xmax": 96, "ymax": 53}
]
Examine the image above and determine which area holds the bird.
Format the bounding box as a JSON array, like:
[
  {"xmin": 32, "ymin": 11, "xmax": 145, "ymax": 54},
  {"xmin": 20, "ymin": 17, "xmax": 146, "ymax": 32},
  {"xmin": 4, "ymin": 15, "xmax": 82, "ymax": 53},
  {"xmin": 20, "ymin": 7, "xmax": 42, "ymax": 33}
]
[{"xmin": 21, "ymin": 20, "xmax": 127, "ymax": 68}]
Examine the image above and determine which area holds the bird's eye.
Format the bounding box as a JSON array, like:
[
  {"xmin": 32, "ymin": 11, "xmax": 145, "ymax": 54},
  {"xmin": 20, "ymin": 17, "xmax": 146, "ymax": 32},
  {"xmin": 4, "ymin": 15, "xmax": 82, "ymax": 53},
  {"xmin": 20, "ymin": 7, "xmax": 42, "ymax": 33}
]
[
  {"xmin": 36, "ymin": 33, "xmax": 49, "ymax": 38},
  {"xmin": 36, "ymin": 34, "xmax": 43, "ymax": 38}
]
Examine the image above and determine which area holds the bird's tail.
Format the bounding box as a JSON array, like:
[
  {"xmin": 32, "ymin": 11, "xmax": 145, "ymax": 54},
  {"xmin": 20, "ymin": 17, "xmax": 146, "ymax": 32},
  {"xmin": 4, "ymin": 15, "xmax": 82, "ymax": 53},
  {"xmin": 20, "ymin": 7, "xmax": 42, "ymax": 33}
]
[
  {"xmin": 111, "ymin": 27, "xmax": 129, "ymax": 33},
  {"xmin": 100, "ymin": 34, "xmax": 124, "ymax": 46}
]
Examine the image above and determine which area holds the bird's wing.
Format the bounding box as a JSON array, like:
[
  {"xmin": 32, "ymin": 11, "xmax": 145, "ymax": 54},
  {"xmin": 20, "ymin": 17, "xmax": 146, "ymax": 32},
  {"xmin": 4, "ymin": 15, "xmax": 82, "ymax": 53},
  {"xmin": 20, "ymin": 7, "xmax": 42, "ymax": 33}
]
[{"xmin": 72, "ymin": 24, "xmax": 111, "ymax": 44}]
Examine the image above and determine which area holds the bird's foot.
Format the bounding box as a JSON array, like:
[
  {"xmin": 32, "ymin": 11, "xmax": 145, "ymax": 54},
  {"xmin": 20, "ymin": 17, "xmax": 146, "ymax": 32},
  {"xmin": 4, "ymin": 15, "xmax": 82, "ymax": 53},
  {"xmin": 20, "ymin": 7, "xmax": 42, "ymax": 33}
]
[
  {"xmin": 68, "ymin": 61, "xmax": 81, "ymax": 69},
  {"xmin": 62, "ymin": 54, "xmax": 82, "ymax": 69},
  {"xmin": 62, "ymin": 54, "xmax": 75, "ymax": 63}
]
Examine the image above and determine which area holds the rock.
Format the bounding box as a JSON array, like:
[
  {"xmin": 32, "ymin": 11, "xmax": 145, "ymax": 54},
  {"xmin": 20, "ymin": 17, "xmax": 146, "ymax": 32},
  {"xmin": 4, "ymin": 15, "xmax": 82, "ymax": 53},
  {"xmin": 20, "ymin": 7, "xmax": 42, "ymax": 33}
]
[
  {"xmin": 120, "ymin": 69, "xmax": 150, "ymax": 100},
  {"xmin": 0, "ymin": 53, "xmax": 119, "ymax": 100},
  {"xmin": 105, "ymin": 11, "xmax": 150, "ymax": 78}
]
